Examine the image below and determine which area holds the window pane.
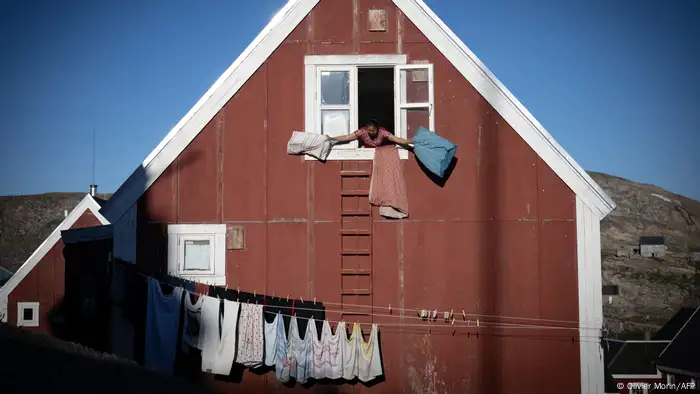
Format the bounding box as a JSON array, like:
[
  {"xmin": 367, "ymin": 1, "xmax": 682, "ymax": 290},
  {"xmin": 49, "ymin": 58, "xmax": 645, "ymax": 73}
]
[
  {"xmin": 321, "ymin": 110, "xmax": 350, "ymax": 137},
  {"xmin": 23, "ymin": 307, "xmax": 33, "ymax": 321},
  {"xmin": 401, "ymin": 107, "xmax": 430, "ymax": 139},
  {"xmin": 321, "ymin": 71, "xmax": 350, "ymax": 105},
  {"xmin": 184, "ymin": 239, "xmax": 211, "ymax": 271},
  {"xmin": 400, "ymin": 68, "xmax": 430, "ymax": 103}
]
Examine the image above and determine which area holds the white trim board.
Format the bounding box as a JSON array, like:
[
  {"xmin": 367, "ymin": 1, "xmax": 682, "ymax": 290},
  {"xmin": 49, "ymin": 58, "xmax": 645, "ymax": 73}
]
[
  {"xmin": 577, "ymin": 197, "xmax": 605, "ymax": 394},
  {"xmin": 0, "ymin": 194, "xmax": 110, "ymax": 300},
  {"xmin": 612, "ymin": 373, "xmax": 662, "ymax": 380},
  {"xmin": 99, "ymin": 0, "xmax": 615, "ymax": 224}
]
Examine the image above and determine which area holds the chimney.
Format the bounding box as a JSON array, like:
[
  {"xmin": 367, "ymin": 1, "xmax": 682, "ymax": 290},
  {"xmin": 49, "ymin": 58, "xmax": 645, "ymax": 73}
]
[
  {"xmin": 89, "ymin": 184, "xmax": 97, "ymax": 197},
  {"xmin": 64, "ymin": 209, "xmax": 68, "ymax": 218}
]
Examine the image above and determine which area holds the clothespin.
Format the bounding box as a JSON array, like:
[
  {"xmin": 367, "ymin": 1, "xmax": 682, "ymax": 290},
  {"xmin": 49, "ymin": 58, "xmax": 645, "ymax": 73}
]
[
  {"xmin": 462, "ymin": 310, "xmax": 466, "ymax": 320},
  {"xmin": 452, "ymin": 317, "xmax": 456, "ymax": 336},
  {"xmin": 476, "ymin": 319, "xmax": 480, "ymax": 327},
  {"xmin": 300, "ymin": 296, "xmax": 304, "ymax": 303},
  {"xmin": 237, "ymin": 284, "xmax": 240, "ymax": 293},
  {"xmin": 432, "ymin": 309, "xmax": 438, "ymax": 320},
  {"xmin": 444, "ymin": 311, "xmax": 451, "ymax": 321},
  {"xmin": 287, "ymin": 294, "xmax": 290, "ymax": 302},
  {"xmin": 388, "ymin": 304, "xmax": 392, "ymax": 315},
  {"xmin": 313, "ymin": 297, "xmax": 316, "ymax": 304}
]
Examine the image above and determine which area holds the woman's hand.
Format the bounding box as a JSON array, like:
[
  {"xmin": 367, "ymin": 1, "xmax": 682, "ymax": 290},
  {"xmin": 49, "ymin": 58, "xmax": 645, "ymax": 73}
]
[{"xmin": 387, "ymin": 134, "xmax": 414, "ymax": 149}]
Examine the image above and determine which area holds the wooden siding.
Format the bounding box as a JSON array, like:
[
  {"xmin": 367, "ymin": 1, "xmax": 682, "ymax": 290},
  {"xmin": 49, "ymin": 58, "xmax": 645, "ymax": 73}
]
[{"xmin": 135, "ymin": 0, "xmax": 580, "ymax": 392}]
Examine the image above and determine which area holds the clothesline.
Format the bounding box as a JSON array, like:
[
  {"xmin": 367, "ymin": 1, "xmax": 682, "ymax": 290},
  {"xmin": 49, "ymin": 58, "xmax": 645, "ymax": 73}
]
[
  {"xmin": 261, "ymin": 310, "xmax": 602, "ymax": 343},
  {"xmin": 121, "ymin": 262, "xmax": 602, "ymax": 334}
]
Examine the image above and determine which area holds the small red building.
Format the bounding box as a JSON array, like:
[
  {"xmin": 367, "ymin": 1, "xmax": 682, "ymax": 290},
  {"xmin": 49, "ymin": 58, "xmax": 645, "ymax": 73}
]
[
  {"xmin": 97, "ymin": 0, "xmax": 617, "ymax": 392},
  {"xmin": 0, "ymin": 193, "xmax": 109, "ymax": 335}
]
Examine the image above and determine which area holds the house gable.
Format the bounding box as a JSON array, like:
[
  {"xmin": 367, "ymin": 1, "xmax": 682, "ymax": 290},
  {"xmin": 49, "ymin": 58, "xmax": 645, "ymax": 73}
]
[
  {"xmin": 100, "ymin": 0, "xmax": 615, "ymax": 224},
  {"xmin": 0, "ymin": 194, "xmax": 110, "ymax": 325}
]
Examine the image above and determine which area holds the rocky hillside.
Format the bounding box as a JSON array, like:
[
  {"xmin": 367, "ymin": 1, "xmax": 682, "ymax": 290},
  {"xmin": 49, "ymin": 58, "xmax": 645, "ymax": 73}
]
[
  {"xmin": 591, "ymin": 172, "xmax": 700, "ymax": 337},
  {"xmin": 0, "ymin": 192, "xmax": 111, "ymax": 273}
]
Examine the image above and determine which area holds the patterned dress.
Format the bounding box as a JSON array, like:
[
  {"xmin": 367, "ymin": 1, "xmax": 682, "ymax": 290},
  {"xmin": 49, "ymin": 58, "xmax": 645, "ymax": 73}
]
[{"xmin": 353, "ymin": 127, "xmax": 392, "ymax": 147}]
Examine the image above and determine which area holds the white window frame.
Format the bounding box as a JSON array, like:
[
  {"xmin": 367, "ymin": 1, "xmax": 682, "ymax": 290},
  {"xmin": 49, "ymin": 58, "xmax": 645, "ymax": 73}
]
[
  {"xmin": 304, "ymin": 54, "xmax": 434, "ymax": 161},
  {"xmin": 17, "ymin": 301, "xmax": 39, "ymax": 327},
  {"xmin": 167, "ymin": 224, "xmax": 226, "ymax": 286}
]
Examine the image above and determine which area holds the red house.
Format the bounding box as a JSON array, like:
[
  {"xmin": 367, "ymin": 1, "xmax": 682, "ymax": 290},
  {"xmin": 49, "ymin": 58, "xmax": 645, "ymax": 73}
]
[
  {"xmin": 96, "ymin": 0, "xmax": 617, "ymax": 392},
  {"xmin": 0, "ymin": 193, "xmax": 109, "ymax": 335}
]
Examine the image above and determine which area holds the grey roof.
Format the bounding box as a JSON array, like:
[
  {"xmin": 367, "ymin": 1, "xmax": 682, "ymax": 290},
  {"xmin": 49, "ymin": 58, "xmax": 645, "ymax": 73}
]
[
  {"xmin": 639, "ymin": 236, "xmax": 665, "ymax": 245},
  {"xmin": 607, "ymin": 340, "xmax": 669, "ymax": 375},
  {"xmin": 653, "ymin": 307, "xmax": 696, "ymax": 340},
  {"xmin": 657, "ymin": 307, "xmax": 700, "ymax": 375}
]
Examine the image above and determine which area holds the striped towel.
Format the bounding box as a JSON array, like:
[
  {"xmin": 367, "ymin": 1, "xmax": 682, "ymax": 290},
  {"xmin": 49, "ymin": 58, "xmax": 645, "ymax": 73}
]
[
  {"xmin": 369, "ymin": 146, "xmax": 409, "ymax": 219},
  {"xmin": 287, "ymin": 131, "xmax": 334, "ymax": 161}
]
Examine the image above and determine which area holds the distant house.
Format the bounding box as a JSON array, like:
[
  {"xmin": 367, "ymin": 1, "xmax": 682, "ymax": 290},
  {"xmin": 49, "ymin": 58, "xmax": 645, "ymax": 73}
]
[
  {"xmin": 0, "ymin": 193, "xmax": 109, "ymax": 334},
  {"xmin": 640, "ymin": 236, "xmax": 666, "ymax": 259}
]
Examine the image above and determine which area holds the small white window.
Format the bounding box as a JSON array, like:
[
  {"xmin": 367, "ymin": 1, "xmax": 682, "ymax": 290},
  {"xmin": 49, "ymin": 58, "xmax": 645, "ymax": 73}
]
[
  {"xmin": 304, "ymin": 54, "xmax": 435, "ymax": 161},
  {"xmin": 167, "ymin": 224, "xmax": 226, "ymax": 286},
  {"xmin": 17, "ymin": 302, "xmax": 39, "ymax": 327}
]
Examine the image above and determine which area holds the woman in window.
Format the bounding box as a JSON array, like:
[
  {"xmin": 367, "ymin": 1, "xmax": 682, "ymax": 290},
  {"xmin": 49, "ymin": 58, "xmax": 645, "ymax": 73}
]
[{"xmin": 329, "ymin": 119, "xmax": 414, "ymax": 149}]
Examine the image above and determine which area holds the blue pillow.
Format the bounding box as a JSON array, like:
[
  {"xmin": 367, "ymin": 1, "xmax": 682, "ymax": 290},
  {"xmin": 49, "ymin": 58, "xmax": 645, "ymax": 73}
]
[{"xmin": 413, "ymin": 126, "xmax": 457, "ymax": 178}]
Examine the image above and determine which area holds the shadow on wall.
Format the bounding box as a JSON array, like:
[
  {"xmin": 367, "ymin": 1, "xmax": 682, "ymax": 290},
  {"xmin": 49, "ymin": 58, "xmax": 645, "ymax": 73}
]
[{"xmin": 0, "ymin": 322, "xmax": 214, "ymax": 394}]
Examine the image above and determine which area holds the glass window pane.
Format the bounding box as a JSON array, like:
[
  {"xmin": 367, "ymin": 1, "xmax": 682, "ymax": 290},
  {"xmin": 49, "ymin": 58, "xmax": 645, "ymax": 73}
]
[
  {"xmin": 401, "ymin": 107, "xmax": 430, "ymax": 140},
  {"xmin": 400, "ymin": 68, "xmax": 430, "ymax": 104},
  {"xmin": 321, "ymin": 71, "xmax": 350, "ymax": 105},
  {"xmin": 321, "ymin": 110, "xmax": 350, "ymax": 137},
  {"xmin": 184, "ymin": 239, "xmax": 211, "ymax": 271}
]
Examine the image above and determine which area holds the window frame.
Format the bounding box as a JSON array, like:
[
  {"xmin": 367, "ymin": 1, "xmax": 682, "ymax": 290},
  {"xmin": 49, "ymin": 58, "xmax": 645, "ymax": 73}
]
[
  {"xmin": 304, "ymin": 54, "xmax": 434, "ymax": 161},
  {"xmin": 167, "ymin": 224, "xmax": 226, "ymax": 286},
  {"xmin": 17, "ymin": 301, "xmax": 39, "ymax": 327}
]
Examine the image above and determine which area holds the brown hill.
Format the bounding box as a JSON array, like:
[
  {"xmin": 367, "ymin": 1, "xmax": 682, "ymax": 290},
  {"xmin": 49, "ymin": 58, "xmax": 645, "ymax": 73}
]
[
  {"xmin": 0, "ymin": 192, "xmax": 111, "ymax": 273},
  {"xmin": 590, "ymin": 172, "xmax": 700, "ymax": 337}
]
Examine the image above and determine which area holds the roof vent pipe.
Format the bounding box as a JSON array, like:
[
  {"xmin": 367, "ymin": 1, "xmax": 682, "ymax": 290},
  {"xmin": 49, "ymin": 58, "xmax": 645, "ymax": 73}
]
[{"xmin": 89, "ymin": 184, "xmax": 97, "ymax": 197}]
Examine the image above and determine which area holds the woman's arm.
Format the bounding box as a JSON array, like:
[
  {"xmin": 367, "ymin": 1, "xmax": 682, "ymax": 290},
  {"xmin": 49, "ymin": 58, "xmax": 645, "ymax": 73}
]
[
  {"xmin": 387, "ymin": 134, "xmax": 414, "ymax": 148},
  {"xmin": 328, "ymin": 133, "xmax": 359, "ymax": 143}
]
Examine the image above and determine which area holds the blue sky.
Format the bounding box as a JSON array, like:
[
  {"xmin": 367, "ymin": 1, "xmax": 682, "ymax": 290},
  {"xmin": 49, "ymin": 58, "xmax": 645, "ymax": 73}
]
[{"xmin": 1, "ymin": 0, "xmax": 698, "ymax": 200}]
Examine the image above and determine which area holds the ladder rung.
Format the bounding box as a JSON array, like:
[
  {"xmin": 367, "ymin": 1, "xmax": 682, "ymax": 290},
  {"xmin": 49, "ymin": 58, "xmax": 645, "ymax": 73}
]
[
  {"xmin": 340, "ymin": 170, "xmax": 371, "ymax": 177},
  {"xmin": 341, "ymin": 229, "xmax": 371, "ymax": 236},
  {"xmin": 340, "ymin": 269, "xmax": 372, "ymax": 275},
  {"xmin": 341, "ymin": 249, "xmax": 370, "ymax": 256},
  {"xmin": 341, "ymin": 289, "xmax": 372, "ymax": 296},
  {"xmin": 341, "ymin": 190, "xmax": 369, "ymax": 196},
  {"xmin": 341, "ymin": 311, "xmax": 371, "ymax": 316},
  {"xmin": 341, "ymin": 210, "xmax": 370, "ymax": 216}
]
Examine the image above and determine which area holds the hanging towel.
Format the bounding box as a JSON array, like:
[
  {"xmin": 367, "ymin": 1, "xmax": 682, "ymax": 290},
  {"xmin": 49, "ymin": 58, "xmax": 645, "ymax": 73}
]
[
  {"xmin": 289, "ymin": 316, "xmax": 312, "ymax": 384},
  {"xmin": 235, "ymin": 303, "xmax": 265, "ymax": 368},
  {"xmin": 181, "ymin": 291, "xmax": 204, "ymax": 352},
  {"xmin": 287, "ymin": 131, "xmax": 335, "ymax": 161},
  {"xmin": 342, "ymin": 323, "xmax": 360, "ymax": 380},
  {"xmin": 310, "ymin": 320, "xmax": 343, "ymax": 380},
  {"xmin": 413, "ymin": 126, "xmax": 457, "ymax": 178},
  {"xmin": 201, "ymin": 297, "xmax": 240, "ymax": 375},
  {"xmin": 264, "ymin": 311, "xmax": 280, "ymax": 367},
  {"xmin": 369, "ymin": 146, "xmax": 409, "ymax": 219},
  {"xmin": 273, "ymin": 312, "xmax": 291, "ymax": 382},
  {"xmin": 357, "ymin": 324, "xmax": 383, "ymax": 382},
  {"xmin": 144, "ymin": 279, "xmax": 183, "ymax": 376}
]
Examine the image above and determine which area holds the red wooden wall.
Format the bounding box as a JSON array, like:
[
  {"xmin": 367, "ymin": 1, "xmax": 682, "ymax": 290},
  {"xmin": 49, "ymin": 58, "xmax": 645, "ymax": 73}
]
[
  {"xmin": 7, "ymin": 210, "xmax": 103, "ymax": 335},
  {"xmin": 136, "ymin": 1, "xmax": 581, "ymax": 392}
]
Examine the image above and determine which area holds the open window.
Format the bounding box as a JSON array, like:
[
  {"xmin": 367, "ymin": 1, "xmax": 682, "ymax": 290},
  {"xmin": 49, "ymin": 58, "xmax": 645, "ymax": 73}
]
[
  {"xmin": 167, "ymin": 224, "xmax": 226, "ymax": 285},
  {"xmin": 17, "ymin": 302, "xmax": 39, "ymax": 327},
  {"xmin": 305, "ymin": 55, "xmax": 435, "ymax": 160}
]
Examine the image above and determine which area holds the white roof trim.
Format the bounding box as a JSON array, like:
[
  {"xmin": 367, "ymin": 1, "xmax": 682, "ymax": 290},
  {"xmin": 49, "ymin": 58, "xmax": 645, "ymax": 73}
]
[
  {"xmin": 100, "ymin": 0, "xmax": 320, "ymax": 223},
  {"xmin": 0, "ymin": 194, "xmax": 110, "ymax": 298},
  {"xmin": 100, "ymin": 0, "xmax": 616, "ymax": 223},
  {"xmin": 657, "ymin": 304, "xmax": 700, "ymax": 359}
]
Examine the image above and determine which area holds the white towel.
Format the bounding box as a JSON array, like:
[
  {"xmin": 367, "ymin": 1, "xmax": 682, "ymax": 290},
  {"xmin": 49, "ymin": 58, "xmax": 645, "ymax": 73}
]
[
  {"xmin": 357, "ymin": 324, "xmax": 383, "ymax": 382},
  {"xmin": 201, "ymin": 297, "xmax": 239, "ymax": 375},
  {"xmin": 287, "ymin": 131, "xmax": 334, "ymax": 161}
]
